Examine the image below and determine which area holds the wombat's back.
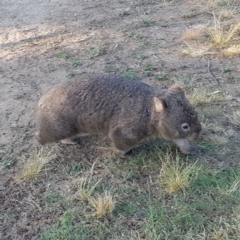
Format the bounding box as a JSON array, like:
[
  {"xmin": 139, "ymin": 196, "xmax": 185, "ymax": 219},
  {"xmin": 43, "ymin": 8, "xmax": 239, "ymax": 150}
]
[{"xmin": 36, "ymin": 75, "xmax": 158, "ymax": 144}]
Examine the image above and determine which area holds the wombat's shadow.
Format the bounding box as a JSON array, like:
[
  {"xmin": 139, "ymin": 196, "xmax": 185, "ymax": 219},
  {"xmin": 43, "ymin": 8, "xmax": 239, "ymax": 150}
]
[{"xmin": 72, "ymin": 135, "xmax": 186, "ymax": 158}]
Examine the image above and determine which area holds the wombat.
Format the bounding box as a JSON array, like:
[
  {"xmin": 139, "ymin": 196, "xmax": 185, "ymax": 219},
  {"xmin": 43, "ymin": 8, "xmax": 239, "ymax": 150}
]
[{"xmin": 35, "ymin": 75, "xmax": 202, "ymax": 158}]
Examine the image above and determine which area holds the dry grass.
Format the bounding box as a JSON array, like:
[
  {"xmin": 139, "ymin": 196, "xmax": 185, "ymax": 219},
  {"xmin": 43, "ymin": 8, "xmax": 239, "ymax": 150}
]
[
  {"xmin": 223, "ymin": 44, "xmax": 240, "ymax": 57},
  {"xmin": 73, "ymin": 161, "xmax": 102, "ymax": 201},
  {"xmin": 207, "ymin": 134, "xmax": 229, "ymax": 145},
  {"xmin": 187, "ymin": 88, "xmax": 226, "ymax": 107},
  {"xmin": 181, "ymin": 12, "xmax": 240, "ymax": 57},
  {"xmin": 159, "ymin": 153, "xmax": 199, "ymax": 194},
  {"xmin": 89, "ymin": 191, "xmax": 115, "ymax": 218},
  {"xmin": 19, "ymin": 149, "xmax": 56, "ymax": 181},
  {"xmin": 201, "ymin": 120, "xmax": 225, "ymax": 133},
  {"xmin": 210, "ymin": 227, "xmax": 229, "ymax": 240},
  {"xmin": 181, "ymin": 42, "xmax": 210, "ymax": 57},
  {"xmin": 225, "ymin": 110, "xmax": 240, "ymax": 125},
  {"xmin": 218, "ymin": 178, "xmax": 240, "ymax": 196},
  {"xmin": 74, "ymin": 177, "xmax": 102, "ymax": 201},
  {"xmin": 207, "ymin": 13, "xmax": 240, "ymax": 47},
  {"xmin": 182, "ymin": 26, "xmax": 205, "ymax": 41}
]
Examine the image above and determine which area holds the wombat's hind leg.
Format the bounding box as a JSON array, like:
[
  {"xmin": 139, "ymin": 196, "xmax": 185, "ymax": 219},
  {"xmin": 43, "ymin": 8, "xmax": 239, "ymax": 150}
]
[
  {"xmin": 35, "ymin": 131, "xmax": 45, "ymax": 145},
  {"xmin": 35, "ymin": 122, "xmax": 78, "ymax": 145}
]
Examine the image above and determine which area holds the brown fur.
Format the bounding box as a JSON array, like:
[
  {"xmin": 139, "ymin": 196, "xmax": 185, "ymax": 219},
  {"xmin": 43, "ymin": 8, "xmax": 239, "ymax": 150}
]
[{"xmin": 35, "ymin": 75, "xmax": 202, "ymax": 157}]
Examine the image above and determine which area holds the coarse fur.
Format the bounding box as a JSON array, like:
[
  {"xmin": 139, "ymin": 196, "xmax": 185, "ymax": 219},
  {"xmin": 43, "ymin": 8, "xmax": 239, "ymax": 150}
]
[{"xmin": 35, "ymin": 75, "xmax": 202, "ymax": 158}]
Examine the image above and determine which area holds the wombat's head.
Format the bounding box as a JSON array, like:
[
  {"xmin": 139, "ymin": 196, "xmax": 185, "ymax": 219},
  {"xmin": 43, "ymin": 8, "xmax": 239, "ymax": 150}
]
[{"xmin": 152, "ymin": 84, "xmax": 202, "ymax": 145}]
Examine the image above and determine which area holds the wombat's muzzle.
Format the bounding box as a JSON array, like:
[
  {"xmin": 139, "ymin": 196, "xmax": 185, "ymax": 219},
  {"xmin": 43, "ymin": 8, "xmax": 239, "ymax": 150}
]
[{"xmin": 188, "ymin": 128, "xmax": 202, "ymax": 141}]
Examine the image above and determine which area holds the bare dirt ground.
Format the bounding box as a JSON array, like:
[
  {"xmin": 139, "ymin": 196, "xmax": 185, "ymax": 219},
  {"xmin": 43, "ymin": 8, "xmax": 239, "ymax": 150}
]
[{"xmin": 1, "ymin": 0, "xmax": 240, "ymax": 239}]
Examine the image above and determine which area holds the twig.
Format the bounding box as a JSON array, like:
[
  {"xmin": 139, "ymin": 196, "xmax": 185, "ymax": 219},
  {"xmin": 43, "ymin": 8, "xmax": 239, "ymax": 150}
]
[{"xmin": 208, "ymin": 59, "xmax": 220, "ymax": 85}]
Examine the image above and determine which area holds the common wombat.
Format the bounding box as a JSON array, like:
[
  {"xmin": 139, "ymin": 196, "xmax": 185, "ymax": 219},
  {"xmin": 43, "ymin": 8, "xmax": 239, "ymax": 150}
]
[{"xmin": 35, "ymin": 75, "xmax": 202, "ymax": 158}]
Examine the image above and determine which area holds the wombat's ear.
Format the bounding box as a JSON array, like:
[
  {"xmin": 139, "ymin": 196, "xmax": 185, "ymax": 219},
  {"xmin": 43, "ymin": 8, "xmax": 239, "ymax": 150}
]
[
  {"xmin": 154, "ymin": 97, "xmax": 167, "ymax": 112},
  {"xmin": 169, "ymin": 84, "xmax": 185, "ymax": 95}
]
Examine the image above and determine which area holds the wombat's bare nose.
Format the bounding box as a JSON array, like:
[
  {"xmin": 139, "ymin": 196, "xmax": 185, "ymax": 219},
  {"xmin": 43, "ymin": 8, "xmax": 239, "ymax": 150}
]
[{"xmin": 197, "ymin": 129, "xmax": 203, "ymax": 139}]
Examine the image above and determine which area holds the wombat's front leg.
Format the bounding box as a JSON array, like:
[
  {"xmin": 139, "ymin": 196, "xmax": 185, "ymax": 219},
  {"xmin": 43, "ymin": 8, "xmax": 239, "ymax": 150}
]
[
  {"xmin": 114, "ymin": 149, "xmax": 130, "ymax": 159},
  {"xmin": 109, "ymin": 128, "xmax": 139, "ymax": 158}
]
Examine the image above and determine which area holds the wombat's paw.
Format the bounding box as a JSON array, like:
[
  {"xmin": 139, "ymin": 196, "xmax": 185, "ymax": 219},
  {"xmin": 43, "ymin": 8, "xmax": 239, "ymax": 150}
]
[
  {"xmin": 114, "ymin": 149, "xmax": 128, "ymax": 159},
  {"xmin": 60, "ymin": 138, "xmax": 77, "ymax": 145}
]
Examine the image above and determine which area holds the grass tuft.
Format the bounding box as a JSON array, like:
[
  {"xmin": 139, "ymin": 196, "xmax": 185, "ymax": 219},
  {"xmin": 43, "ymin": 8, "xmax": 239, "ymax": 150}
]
[
  {"xmin": 207, "ymin": 14, "xmax": 240, "ymax": 47},
  {"xmin": 73, "ymin": 161, "xmax": 102, "ymax": 201},
  {"xmin": 187, "ymin": 88, "xmax": 226, "ymax": 107},
  {"xmin": 19, "ymin": 149, "xmax": 56, "ymax": 181},
  {"xmin": 74, "ymin": 177, "xmax": 102, "ymax": 201},
  {"xmin": 159, "ymin": 153, "xmax": 200, "ymax": 194},
  {"xmin": 223, "ymin": 44, "xmax": 240, "ymax": 57},
  {"xmin": 89, "ymin": 191, "xmax": 115, "ymax": 218},
  {"xmin": 181, "ymin": 41, "xmax": 210, "ymax": 57},
  {"xmin": 211, "ymin": 227, "xmax": 230, "ymax": 240},
  {"xmin": 182, "ymin": 26, "xmax": 205, "ymax": 41},
  {"xmin": 181, "ymin": 13, "xmax": 240, "ymax": 57},
  {"xmin": 225, "ymin": 110, "xmax": 240, "ymax": 126},
  {"xmin": 218, "ymin": 178, "xmax": 240, "ymax": 196}
]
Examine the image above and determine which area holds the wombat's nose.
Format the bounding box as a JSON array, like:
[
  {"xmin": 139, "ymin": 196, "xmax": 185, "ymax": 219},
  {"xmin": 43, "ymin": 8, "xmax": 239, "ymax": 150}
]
[
  {"xmin": 191, "ymin": 128, "xmax": 202, "ymax": 140},
  {"xmin": 197, "ymin": 129, "xmax": 203, "ymax": 139}
]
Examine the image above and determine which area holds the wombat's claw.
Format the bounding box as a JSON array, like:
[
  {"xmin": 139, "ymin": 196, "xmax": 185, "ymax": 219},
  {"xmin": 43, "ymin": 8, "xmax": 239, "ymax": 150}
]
[
  {"xmin": 60, "ymin": 138, "xmax": 77, "ymax": 145},
  {"xmin": 114, "ymin": 149, "xmax": 128, "ymax": 159}
]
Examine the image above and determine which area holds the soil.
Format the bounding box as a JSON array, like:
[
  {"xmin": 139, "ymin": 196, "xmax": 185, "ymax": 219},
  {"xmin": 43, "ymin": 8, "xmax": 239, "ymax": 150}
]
[{"xmin": 1, "ymin": 0, "xmax": 240, "ymax": 239}]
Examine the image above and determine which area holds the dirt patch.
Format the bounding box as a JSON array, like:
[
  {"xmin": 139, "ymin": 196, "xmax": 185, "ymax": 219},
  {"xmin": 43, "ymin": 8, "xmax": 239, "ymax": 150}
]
[{"xmin": 1, "ymin": 0, "xmax": 240, "ymax": 239}]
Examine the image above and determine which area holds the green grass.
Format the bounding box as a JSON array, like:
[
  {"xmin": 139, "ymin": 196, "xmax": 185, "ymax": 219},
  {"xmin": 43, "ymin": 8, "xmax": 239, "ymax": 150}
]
[
  {"xmin": 140, "ymin": 19, "xmax": 154, "ymax": 27},
  {"xmin": 71, "ymin": 60, "xmax": 80, "ymax": 67},
  {"xmin": 89, "ymin": 47, "xmax": 103, "ymax": 59},
  {"xmin": 38, "ymin": 119, "xmax": 240, "ymax": 239},
  {"xmin": 122, "ymin": 69, "xmax": 137, "ymax": 79},
  {"xmin": 58, "ymin": 51, "xmax": 68, "ymax": 59},
  {"xmin": 43, "ymin": 193, "xmax": 65, "ymax": 205},
  {"xmin": 40, "ymin": 165, "xmax": 240, "ymax": 239}
]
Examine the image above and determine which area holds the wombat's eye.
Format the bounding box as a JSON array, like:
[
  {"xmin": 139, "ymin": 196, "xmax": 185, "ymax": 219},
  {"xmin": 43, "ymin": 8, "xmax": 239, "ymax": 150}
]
[{"xmin": 181, "ymin": 123, "xmax": 190, "ymax": 132}]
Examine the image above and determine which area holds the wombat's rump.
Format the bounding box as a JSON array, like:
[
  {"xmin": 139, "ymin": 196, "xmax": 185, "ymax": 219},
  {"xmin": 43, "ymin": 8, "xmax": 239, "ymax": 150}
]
[{"xmin": 35, "ymin": 75, "xmax": 202, "ymax": 157}]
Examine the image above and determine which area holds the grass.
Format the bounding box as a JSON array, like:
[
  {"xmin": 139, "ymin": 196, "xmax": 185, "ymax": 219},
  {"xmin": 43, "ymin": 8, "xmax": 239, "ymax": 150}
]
[
  {"xmin": 139, "ymin": 19, "xmax": 154, "ymax": 27},
  {"xmin": 187, "ymin": 87, "xmax": 227, "ymax": 107},
  {"xmin": 89, "ymin": 47, "xmax": 102, "ymax": 59},
  {"xmin": 73, "ymin": 162, "xmax": 102, "ymax": 201},
  {"xmin": 207, "ymin": 13, "xmax": 240, "ymax": 47},
  {"xmin": 225, "ymin": 110, "xmax": 240, "ymax": 126},
  {"xmin": 89, "ymin": 191, "xmax": 115, "ymax": 218},
  {"xmin": 18, "ymin": 149, "xmax": 56, "ymax": 181},
  {"xmin": 159, "ymin": 153, "xmax": 200, "ymax": 194},
  {"xmin": 39, "ymin": 148, "xmax": 240, "ymax": 239},
  {"xmin": 58, "ymin": 51, "xmax": 68, "ymax": 59},
  {"xmin": 71, "ymin": 60, "xmax": 80, "ymax": 67},
  {"xmin": 122, "ymin": 69, "xmax": 137, "ymax": 79},
  {"xmin": 156, "ymin": 74, "xmax": 168, "ymax": 81},
  {"xmin": 223, "ymin": 44, "xmax": 240, "ymax": 57},
  {"xmin": 181, "ymin": 42, "xmax": 210, "ymax": 57},
  {"xmin": 181, "ymin": 12, "xmax": 240, "ymax": 57},
  {"xmin": 74, "ymin": 177, "xmax": 102, "ymax": 201},
  {"xmin": 182, "ymin": 26, "xmax": 205, "ymax": 41},
  {"xmin": 143, "ymin": 63, "xmax": 157, "ymax": 71}
]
